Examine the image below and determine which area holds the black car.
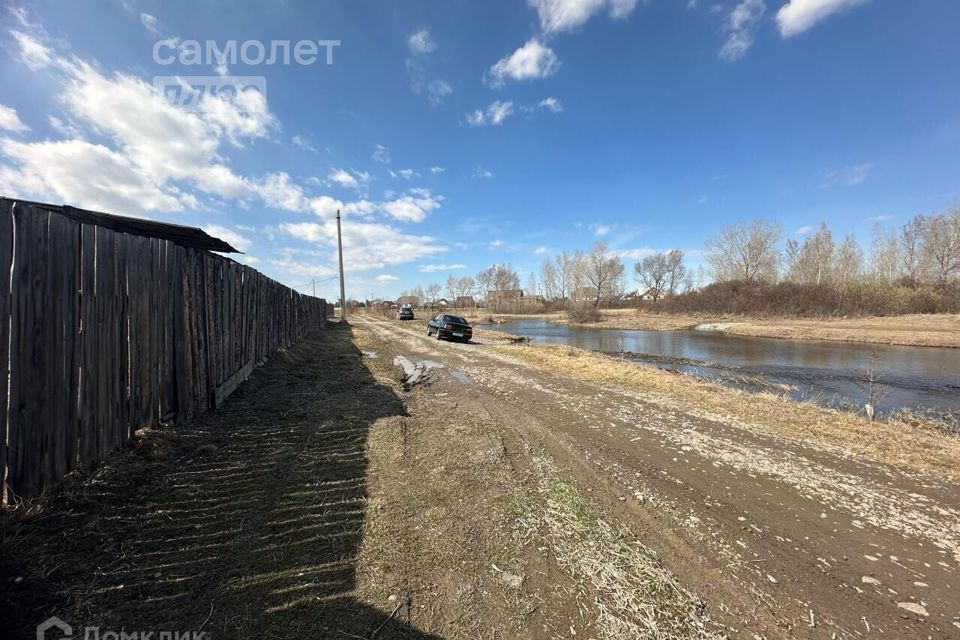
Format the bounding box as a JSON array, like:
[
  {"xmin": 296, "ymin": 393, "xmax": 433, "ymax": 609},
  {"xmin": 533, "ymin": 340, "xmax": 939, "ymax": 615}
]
[
  {"xmin": 426, "ymin": 314, "xmax": 473, "ymax": 342},
  {"xmin": 397, "ymin": 307, "xmax": 415, "ymax": 321}
]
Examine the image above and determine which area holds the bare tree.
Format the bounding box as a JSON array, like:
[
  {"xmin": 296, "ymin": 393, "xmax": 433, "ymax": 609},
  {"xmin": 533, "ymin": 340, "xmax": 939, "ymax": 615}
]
[
  {"xmin": 476, "ymin": 266, "xmax": 495, "ymax": 301},
  {"xmin": 445, "ymin": 274, "xmax": 457, "ymax": 301},
  {"xmin": 899, "ymin": 215, "xmax": 928, "ymax": 285},
  {"xmin": 788, "ymin": 223, "xmax": 834, "ymax": 285},
  {"xmin": 634, "ymin": 249, "xmax": 686, "ymax": 299},
  {"xmin": 665, "ymin": 249, "xmax": 687, "ymax": 295},
  {"xmin": 869, "ymin": 224, "xmax": 899, "ymax": 283},
  {"xmin": 583, "ymin": 241, "xmax": 624, "ymax": 307},
  {"xmin": 556, "ymin": 251, "xmax": 575, "ymax": 302},
  {"xmin": 425, "ymin": 282, "xmax": 442, "ymax": 304},
  {"xmin": 783, "ymin": 238, "xmax": 801, "ymax": 276},
  {"xmin": 634, "ymin": 253, "xmax": 670, "ymax": 300},
  {"xmin": 834, "ymin": 233, "xmax": 864, "ymax": 287},
  {"xmin": 446, "ymin": 276, "xmax": 476, "ymax": 307},
  {"xmin": 540, "ymin": 259, "xmax": 559, "ymax": 300},
  {"xmin": 460, "ymin": 276, "xmax": 476, "ymax": 298},
  {"xmin": 923, "ymin": 205, "xmax": 960, "ymax": 288},
  {"xmin": 706, "ymin": 220, "xmax": 781, "ymax": 283},
  {"xmin": 491, "ymin": 263, "xmax": 520, "ymax": 292},
  {"xmin": 526, "ymin": 272, "xmax": 538, "ymax": 297}
]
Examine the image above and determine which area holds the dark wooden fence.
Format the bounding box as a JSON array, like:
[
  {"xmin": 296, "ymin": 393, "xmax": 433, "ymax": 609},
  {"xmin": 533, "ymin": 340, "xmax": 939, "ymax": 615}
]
[{"xmin": 0, "ymin": 199, "xmax": 330, "ymax": 501}]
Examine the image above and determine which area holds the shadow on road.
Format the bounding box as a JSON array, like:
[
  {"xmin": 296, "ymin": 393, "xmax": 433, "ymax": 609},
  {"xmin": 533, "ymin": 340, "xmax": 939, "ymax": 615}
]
[{"xmin": 1, "ymin": 326, "xmax": 442, "ymax": 639}]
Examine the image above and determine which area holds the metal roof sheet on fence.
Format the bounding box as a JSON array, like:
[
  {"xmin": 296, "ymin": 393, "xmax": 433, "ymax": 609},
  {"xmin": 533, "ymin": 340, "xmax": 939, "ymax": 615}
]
[{"xmin": 1, "ymin": 197, "xmax": 240, "ymax": 253}]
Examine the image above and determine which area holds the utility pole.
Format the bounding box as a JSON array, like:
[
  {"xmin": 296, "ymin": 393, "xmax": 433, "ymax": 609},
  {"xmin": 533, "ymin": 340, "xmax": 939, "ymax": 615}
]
[
  {"xmin": 312, "ymin": 279, "xmax": 316, "ymax": 298},
  {"xmin": 336, "ymin": 209, "xmax": 347, "ymax": 322}
]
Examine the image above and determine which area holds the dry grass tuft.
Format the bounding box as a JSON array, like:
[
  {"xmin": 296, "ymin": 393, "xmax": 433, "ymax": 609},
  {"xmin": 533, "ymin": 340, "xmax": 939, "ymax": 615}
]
[
  {"xmin": 495, "ymin": 343, "xmax": 960, "ymax": 476},
  {"xmin": 526, "ymin": 458, "xmax": 722, "ymax": 639}
]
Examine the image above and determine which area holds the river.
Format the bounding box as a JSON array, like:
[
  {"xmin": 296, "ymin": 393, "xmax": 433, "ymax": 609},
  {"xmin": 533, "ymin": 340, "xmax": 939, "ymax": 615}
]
[{"xmin": 479, "ymin": 318, "xmax": 960, "ymax": 416}]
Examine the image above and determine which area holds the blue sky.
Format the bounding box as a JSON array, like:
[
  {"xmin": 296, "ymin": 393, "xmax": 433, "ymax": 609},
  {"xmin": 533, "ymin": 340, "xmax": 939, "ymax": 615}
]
[{"xmin": 1, "ymin": 0, "xmax": 958, "ymax": 300}]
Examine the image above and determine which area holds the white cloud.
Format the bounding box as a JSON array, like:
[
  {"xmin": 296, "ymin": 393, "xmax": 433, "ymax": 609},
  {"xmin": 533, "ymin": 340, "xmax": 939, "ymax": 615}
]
[
  {"xmin": 202, "ymin": 224, "xmax": 252, "ymax": 252},
  {"xmin": 863, "ymin": 214, "xmax": 891, "ymax": 223},
  {"xmin": 426, "ymin": 79, "xmax": 453, "ymax": 106},
  {"xmin": 0, "ymin": 34, "xmax": 321, "ymax": 215},
  {"xmin": 372, "ymin": 144, "xmax": 391, "ymax": 164},
  {"xmin": 592, "ymin": 224, "xmax": 611, "ymax": 236},
  {"xmin": 534, "ymin": 246, "xmax": 549, "ymax": 254},
  {"xmin": 48, "ymin": 116, "xmax": 82, "ymax": 137},
  {"xmin": 328, "ymin": 168, "xmax": 371, "ymax": 190},
  {"xmin": 473, "ymin": 166, "xmax": 494, "ymax": 179},
  {"xmin": 7, "ymin": 6, "xmax": 30, "ymax": 27},
  {"xmin": 419, "ymin": 263, "xmax": 466, "ymax": 273},
  {"xmin": 0, "ymin": 105, "xmax": 29, "ymax": 133},
  {"xmin": 466, "ymin": 110, "xmax": 486, "ymax": 127},
  {"xmin": 390, "ymin": 168, "xmax": 419, "ymax": 180},
  {"xmin": 429, "ymin": 166, "xmax": 445, "ymax": 174},
  {"xmin": 405, "ymin": 29, "xmax": 451, "ymax": 106},
  {"xmin": 380, "ymin": 190, "xmax": 443, "ymax": 222},
  {"xmin": 0, "ymin": 137, "xmax": 183, "ymax": 214},
  {"xmin": 1, "ymin": 13, "xmax": 451, "ymax": 264},
  {"xmin": 489, "ymin": 239, "xmax": 504, "ymax": 249},
  {"xmin": 795, "ymin": 225, "xmax": 814, "ymax": 236},
  {"xmin": 538, "ymin": 97, "xmax": 564, "ymax": 113},
  {"xmin": 375, "ymin": 274, "xmax": 399, "ymax": 283},
  {"xmin": 139, "ymin": 13, "xmax": 161, "ymax": 34},
  {"xmin": 529, "ymin": 0, "xmax": 640, "ymax": 34},
  {"xmin": 278, "ymin": 219, "xmax": 446, "ymax": 272},
  {"xmin": 488, "ymin": 101, "xmax": 514, "ymax": 125},
  {"xmin": 466, "ymin": 101, "xmax": 515, "ymax": 127},
  {"xmin": 408, "ymin": 28, "xmax": 437, "ymax": 55},
  {"xmin": 199, "ymin": 85, "xmax": 278, "ymax": 145},
  {"xmin": 719, "ymin": 0, "xmax": 766, "ymax": 62},
  {"xmin": 10, "ymin": 30, "xmax": 54, "ymax": 70},
  {"xmin": 241, "ymin": 256, "xmax": 259, "ymax": 265},
  {"xmin": 292, "ymin": 134, "xmax": 317, "ymax": 152},
  {"xmin": 822, "ymin": 162, "xmax": 872, "ymax": 188},
  {"xmin": 616, "ymin": 247, "xmax": 659, "ymax": 260},
  {"xmin": 776, "ymin": 0, "xmax": 870, "ymax": 38},
  {"xmin": 488, "ymin": 40, "xmax": 560, "ymax": 87}
]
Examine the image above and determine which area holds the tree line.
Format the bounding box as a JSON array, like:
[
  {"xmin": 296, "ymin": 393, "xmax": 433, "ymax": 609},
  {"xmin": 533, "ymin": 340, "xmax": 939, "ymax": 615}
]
[
  {"xmin": 395, "ymin": 202, "xmax": 959, "ymax": 316},
  {"xmin": 704, "ymin": 204, "xmax": 960, "ymax": 290}
]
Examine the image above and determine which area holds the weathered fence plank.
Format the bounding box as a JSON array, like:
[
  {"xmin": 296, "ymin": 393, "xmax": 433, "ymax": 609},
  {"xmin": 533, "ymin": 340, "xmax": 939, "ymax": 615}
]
[
  {"xmin": 0, "ymin": 201, "xmax": 12, "ymax": 504},
  {"xmin": 8, "ymin": 206, "xmax": 51, "ymax": 496}
]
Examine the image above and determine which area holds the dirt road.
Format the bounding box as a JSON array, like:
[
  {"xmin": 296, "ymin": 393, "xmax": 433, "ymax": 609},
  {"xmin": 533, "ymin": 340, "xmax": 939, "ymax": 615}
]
[
  {"xmin": 360, "ymin": 316, "xmax": 960, "ymax": 639},
  {"xmin": 3, "ymin": 320, "xmax": 958, "ymax": 639}
]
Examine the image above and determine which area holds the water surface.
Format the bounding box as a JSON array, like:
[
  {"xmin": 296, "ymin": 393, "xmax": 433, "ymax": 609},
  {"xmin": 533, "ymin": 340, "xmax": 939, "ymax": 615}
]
[{"xmin": 480, "ymin": 318, "xmax": 960, "ymax": 415}]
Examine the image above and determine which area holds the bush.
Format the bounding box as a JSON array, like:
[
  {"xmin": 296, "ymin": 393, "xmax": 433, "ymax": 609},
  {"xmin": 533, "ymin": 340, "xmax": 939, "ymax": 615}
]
[
  {"xmin": 567, "ymin": 302, "xmax": 601, "ymax": 323},
  {"xmin": 656, "ymin": 280, "xmax": 960, "ymax": 317}
]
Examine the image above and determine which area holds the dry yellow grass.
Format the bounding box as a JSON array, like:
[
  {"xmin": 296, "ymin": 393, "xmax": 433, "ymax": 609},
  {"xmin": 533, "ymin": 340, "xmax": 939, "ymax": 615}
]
[
  {"xmin": 724, "ymin": 314, "xmax": 960, "ymax": 348},
  {"xmin": 494, "ymin": 342, "xmax": 960, "ymax": 477}
]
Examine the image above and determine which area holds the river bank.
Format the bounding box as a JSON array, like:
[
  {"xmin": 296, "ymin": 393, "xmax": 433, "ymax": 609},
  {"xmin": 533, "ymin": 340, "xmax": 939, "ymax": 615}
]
[{"xmin": 460, "ymin": 308, "xmax": 960, "ymax": 349}]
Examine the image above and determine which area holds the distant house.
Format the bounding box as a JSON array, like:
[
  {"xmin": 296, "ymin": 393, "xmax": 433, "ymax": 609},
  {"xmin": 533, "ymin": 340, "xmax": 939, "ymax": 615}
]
[
  {"xmin": 488, "ymin": 288, "xmax": 524, "ymax": 304},
  {"xmin": 396, "ymin": 295, "xmax": 422, "ymax": 308},
  {"xmin": 435, "ymin": 298, "xmax": 449, "ymax": 307},
  {"xmin": 640, "ymin": 288, "xmax": 663, "ymax": 301},
  {"xmin": 454, "ymin": 295, "xmax": 476, "ymax": 308}
]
